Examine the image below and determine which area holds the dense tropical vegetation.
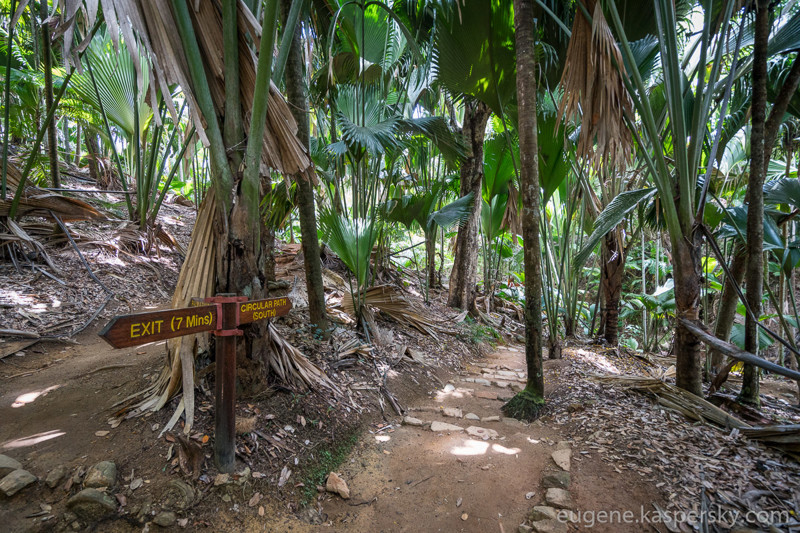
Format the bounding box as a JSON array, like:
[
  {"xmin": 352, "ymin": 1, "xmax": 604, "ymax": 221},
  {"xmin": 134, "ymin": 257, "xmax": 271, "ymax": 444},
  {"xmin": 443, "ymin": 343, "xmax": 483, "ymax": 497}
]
[{"xmin": 5, "ymin": 0, "xmax": 800, "ymax": 428}]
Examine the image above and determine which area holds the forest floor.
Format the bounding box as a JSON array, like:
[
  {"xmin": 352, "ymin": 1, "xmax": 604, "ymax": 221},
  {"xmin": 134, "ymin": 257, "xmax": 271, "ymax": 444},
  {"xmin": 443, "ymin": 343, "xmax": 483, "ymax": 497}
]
[{"xmin": 2, "ymin": 182, "xmax": 800, "ymax": 533}]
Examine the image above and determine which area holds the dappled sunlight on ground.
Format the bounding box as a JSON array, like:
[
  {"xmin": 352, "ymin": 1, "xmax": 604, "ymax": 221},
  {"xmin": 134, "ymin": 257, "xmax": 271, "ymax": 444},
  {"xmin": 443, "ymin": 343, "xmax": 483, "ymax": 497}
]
[
  {"xmin": 2, "ymin": 430, "xmax": 65, "ymax": 449},
  {"xmin": 568, "ymin": 348, "xmax": 621, "ymax": 374},
  {"xmin": 11, "ymin": 385, "xmax": 61, "ymax": 408},
  {"xmin": 434, "ymin": 387, "xmax": 472, "ymax": 402},
  {"xmin": 450, "ymin": 438, "xmax": 522, "ymax": 457}
]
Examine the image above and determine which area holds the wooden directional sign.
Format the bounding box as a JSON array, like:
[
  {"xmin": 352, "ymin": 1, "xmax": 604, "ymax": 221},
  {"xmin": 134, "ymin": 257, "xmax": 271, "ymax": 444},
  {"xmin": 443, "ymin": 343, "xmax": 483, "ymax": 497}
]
[
  {"xmin": 100, "ymin": 293, "xmax": 293, "ymax": 474},
  {"xmin": 238, "ymin": 296, "xmax": 292, "ymax": 324},
  {"xmin": 99, "ymin": 304, "xmax": 218, "ymax": 349}
]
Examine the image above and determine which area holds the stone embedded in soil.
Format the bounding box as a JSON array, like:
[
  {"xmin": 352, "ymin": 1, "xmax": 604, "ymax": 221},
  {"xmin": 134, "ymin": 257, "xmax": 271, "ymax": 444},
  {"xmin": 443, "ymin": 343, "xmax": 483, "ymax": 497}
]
[
  {"xmin": 0, "ymin": 469, "xmax": 37, "ymax": 497},
  {"xmin": 326, "ymin": 472, "xmax": 350, "ymax": 499},
  {"xmin": 474, "ymin": 378, "xmax": 491, "ymax": 386},
  {"xmin": 465, "ymin": 413, "xmax": 481, "ymax": 420},
  {"xmin": 429, "ymin": 421, "xmax": 464, "ymax": 433},
  {"xmin": 0, "ymin": 455, "xmax": 23, "ymax": 477},
  {"xmin": 551, "ymin": 449, "xmax": 571, "ymax": 472},
  {"xmin": 67, "ymin": 488, "xmax": 118, "ymax": 520},
  {"xmin": 481, "ymin": 415, "xmax": 500, "ymax": 422},
  {"xmin": 541, "ymin": 471, "xmax": 571, "ymax": 489},
  {"xmin": 45, "ymin": 464, "xmax": 69, "ymax": 489},
  {"xmin": 442, "ymin": 408, "xmax": 463, "ymax": 418},
  {"xmin": 162, "ymin": 479, "xmax": 195, "ymax": 511},
  {"xmin": 545, "ymin": 488, "xmax": 573, "ymax": 509},
  {"xmin": 518, "ymin": 525, "xmax": 533, "ymax": 533},
  {"xmin": 444, "ymin": 384, "xmax": 456, "ymax": 392},
  {"xmin": 529, "ymin": 506, "xmax": 558, "ymax": 521},
  {"xmin": 466, "ymin": 426, "xmax": 499, "ymax": 440},
  {"xmin": 153, "ymin": 511, "xmax": 177, "ymax": 527},
  {"xmin": 475, "ymin": 391, "xmax": 498, "ymax": 400},
  {"xmin": 402, "ymin": 416, "xmax": 426, "ymax": 427},
  {"xmin": 531, "ymin": 519, "xmax": 568, "ymax": 533},
  {"xmin": 84, "ymin": 461, "xmax": 117, "ymax": 488}
]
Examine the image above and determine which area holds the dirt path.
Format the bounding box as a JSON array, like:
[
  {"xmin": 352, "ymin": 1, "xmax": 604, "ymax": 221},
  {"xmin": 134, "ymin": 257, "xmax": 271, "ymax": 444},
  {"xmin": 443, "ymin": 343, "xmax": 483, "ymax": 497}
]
[{"xmin": 258, "ymin": 346, "xmax": 662, "ymax": 533}]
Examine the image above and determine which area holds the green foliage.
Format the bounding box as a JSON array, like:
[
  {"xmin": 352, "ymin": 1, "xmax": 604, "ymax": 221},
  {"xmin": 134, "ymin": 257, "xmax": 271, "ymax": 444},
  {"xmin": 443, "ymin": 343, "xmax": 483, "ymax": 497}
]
[
  {"xmin": 318, "ymin": 208, "xmax": 381, "ymax": 289},
  {"xmin": 299, "ymin": 429, "xmax": 360, "ymax": 506}
]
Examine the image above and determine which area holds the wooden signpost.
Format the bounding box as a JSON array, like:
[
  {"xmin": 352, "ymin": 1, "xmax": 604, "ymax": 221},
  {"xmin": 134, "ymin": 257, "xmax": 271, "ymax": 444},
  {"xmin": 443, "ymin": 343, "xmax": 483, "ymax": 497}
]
[{"xmin": 99, "ymin": 294, "xmax": 292, "ymax": 473}]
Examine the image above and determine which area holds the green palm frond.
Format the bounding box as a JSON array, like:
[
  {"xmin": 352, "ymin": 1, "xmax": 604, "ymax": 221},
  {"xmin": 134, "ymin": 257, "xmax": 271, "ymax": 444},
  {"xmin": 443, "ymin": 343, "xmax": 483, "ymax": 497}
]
[
  {"xmin": 574, "ymin": 188, "xmax": 657, "ymax": 269},
  {"xmin": 335, "ymin": 85, "xmax": 398, "ymax": 154},
  {"xmin": 319, "ymin": 209, "xmax": 381, "ymax": 288},
  {"xmin": 72, "ymin": 32, "xmax": 151, "ymax": 139}
]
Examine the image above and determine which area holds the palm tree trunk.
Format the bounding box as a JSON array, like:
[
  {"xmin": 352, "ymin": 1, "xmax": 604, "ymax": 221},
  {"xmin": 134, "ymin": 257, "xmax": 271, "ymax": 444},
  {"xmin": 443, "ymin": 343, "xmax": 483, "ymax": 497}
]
[
  {"xmin": 740, "ymin": 0, "xmax": 771, "ymax": 406},
  {"xmin": 41, "ymin": 1, "xmax": 59, "ymax": 188},
  {"xmin": 85, "ymin": 131, "xmax": 100, "ymax": 184},
  {"xmin": 448, "ymin": 99, "xmax": 490, "ymax": 312},
  {"xmin": 503, "ymin": 0, "xmax": 544, "ymax": 420},
  {"xmin": 281, "ymin": 0, "xmax": 328, "ymax": 334},
  {"xmin": 709, "ymin": 243, "xmax": 747, "ymax": 376},
  {"xmin": 600, "ymin": 232, "xmax": 624, "ymax": 346},
  {"xmin": 673, "ymin": 235, "xmax": 704, "ymax": 396},
  {"xmin": 74, "ymin": 122, "xmax": 82, "ymax": 166},
  {"xmin": 425, "ymin": 233, "xmax": 437, "ymax": 290}
]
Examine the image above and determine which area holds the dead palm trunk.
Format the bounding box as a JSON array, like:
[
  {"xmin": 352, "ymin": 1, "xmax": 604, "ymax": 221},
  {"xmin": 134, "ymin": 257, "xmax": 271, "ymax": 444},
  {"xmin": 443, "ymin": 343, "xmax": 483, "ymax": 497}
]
[
  {"xmin": 448, "ymin": 99, "xmax": 490, "ymax": 312},
  {"xmin": 281, "ymin": 0, "xmax": 328, "ymax": 334},
  {"xmin": 40, "ymin": 1, "xmax": 59, "ymax": 188},
  {"xmin": 504, "ymin": 0, "xmax": 545, "ymax": 421}
]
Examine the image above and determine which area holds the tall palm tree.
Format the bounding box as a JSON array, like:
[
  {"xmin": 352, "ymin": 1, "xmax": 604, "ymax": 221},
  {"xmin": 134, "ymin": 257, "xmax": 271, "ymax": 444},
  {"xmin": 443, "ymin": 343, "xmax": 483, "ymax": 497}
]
[{"xmin": 504, "ymin": 0, "xmax": 545, "ymax": 420}]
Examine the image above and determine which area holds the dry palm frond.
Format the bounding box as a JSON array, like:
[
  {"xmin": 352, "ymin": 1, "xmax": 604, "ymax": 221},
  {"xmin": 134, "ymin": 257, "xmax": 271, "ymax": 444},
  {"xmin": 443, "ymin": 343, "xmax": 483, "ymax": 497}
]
[
  {"xmin": 1, "ymin": 218, "xmax": 61, "ymax": 274},
  {"xmin": 740, "ymin": 425, "xmax": 800, "ymax": 455},
  {"xmin": 112, "ymin": 190, "xmax": 217, "ymax": 434},
  {"xmin": 592, "ymin": 374, "xmax": 800, "ymax": 458},
  {"xmin": 556, "ymin": 0, "xmax": 633, "ymax": 171},
  {"xmin": 0, "ymin": 157, "xmax": 103, "ymax": 222},
  {"xmin": 337, "ymin": 338, "xmax": 373, "ymax": 358},
  {"xmin": 590, "ymin": 374, "xmax": 750, "ymax": 429},
  {"xmin": 265, "ymin": 323, "xmax": 341, "ymax": 394},
  {"xmin": 340, "ymin": 285, "xmax": 447, "ymax": 338}
]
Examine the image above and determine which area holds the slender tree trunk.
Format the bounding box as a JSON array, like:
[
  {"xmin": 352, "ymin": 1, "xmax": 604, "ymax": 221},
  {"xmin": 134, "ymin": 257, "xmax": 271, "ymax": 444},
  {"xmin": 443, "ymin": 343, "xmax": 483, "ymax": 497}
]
[
  {"xmin": 709, "ymin": 243, "xmax": 747, "ymax": 375},
  {"xmin": 448, "ymin": 99, "xmax": 490, "ymax": 312},
  {"xmin": 740, "ymin": 0, "xmax": 771, "ymax": 406},
  {"xmin": 674, "ymin": 235, "xmax": 704, "ymax": 396},
  {"xmin": 41, "ymin": 2, "xmax": 59, "ymax": 188},
  {"xmin": 600, "ymin": 232, "xmax": 624, "ymax": 346},
  {"xmin": 74, "ymin": 122, "xmax": 81, "ymax": 165},
  {"xmin": 505, "ymin": 0, "xmax": 545, "ymax": 418},
  {"xmin": 281, "ymin": 0, "xmax": 328, "ymax": 333},
  {"xmin": 425, "ymin": 233, "xmax": 437, "ymax": 290},
  {"xmin": 62, "ymin": 119, "xmax": 71, "ymax": 163},
  {"xmin": 85, "ymin": 130, "xmax": 100, "ymax": 184}
]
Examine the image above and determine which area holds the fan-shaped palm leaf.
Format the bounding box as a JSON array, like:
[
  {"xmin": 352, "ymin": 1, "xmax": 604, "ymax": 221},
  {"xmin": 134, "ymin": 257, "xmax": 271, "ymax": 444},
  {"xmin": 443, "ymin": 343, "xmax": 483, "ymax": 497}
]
[{"xmin": 72, "ymin": 32, "xmax": 151, "ymax": 139}]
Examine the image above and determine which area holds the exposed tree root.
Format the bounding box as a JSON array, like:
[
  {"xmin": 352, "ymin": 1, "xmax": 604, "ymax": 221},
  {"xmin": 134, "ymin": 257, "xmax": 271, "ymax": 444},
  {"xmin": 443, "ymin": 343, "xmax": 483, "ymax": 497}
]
[{"xmin": 501, "ymin": 389, "xmax": 545, "ymax": 422}]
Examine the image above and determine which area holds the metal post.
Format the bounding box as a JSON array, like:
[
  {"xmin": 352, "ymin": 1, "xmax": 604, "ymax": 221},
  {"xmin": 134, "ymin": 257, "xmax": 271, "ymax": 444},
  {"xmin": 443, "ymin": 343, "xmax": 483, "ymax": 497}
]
[{"xmin": 206, "ymin": 293, "xmax": 246, "ymax": 473}]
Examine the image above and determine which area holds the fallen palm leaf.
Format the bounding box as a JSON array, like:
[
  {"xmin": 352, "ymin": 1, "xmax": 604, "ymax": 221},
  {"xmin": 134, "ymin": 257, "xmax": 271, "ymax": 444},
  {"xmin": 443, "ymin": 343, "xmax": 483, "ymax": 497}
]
[
  {"xmin": 592, "ymin": 373, "xmax": 800, "ymax": 458},
  {"xmin": 266, "ymin": 323, "xmax": 340, "ymax": 395},
  {"xmin": 340, "ymin": 285, "xmax": 451, "ymax": 338}
]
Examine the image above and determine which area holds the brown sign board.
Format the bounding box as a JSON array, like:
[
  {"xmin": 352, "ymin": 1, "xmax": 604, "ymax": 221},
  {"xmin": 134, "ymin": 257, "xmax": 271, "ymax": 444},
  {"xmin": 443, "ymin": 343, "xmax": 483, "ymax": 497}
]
[
  {"xmin": 99, "ymin": 305, "xmax": 218, "ymax": 349},
  {"xmin": 238, "ymin": 297, "xmax": 292, "ymax": 324}
]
